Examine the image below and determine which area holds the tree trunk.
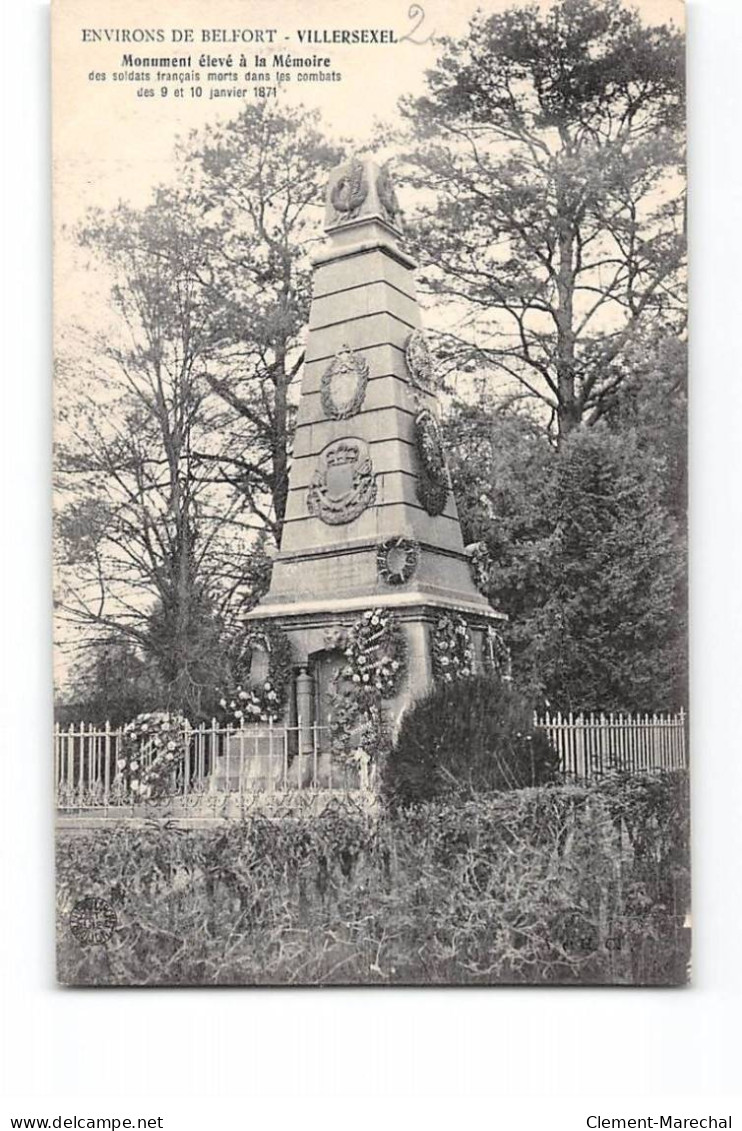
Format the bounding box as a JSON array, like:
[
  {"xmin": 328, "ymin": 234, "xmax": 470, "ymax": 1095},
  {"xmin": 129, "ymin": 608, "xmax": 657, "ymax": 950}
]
[
  {"xmin": 555, "ymin": 188, "xmax": 579, "ymax": 443},
  {"xmin": 272, "ymin": 353, "xmax": 289, "ymax": 546}
]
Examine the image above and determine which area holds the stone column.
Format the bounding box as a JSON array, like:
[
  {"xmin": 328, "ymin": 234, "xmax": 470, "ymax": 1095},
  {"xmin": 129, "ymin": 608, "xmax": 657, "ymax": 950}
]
[{"xmin": 295, "ymin": 665, "xmax": 314, "ymax": 756}]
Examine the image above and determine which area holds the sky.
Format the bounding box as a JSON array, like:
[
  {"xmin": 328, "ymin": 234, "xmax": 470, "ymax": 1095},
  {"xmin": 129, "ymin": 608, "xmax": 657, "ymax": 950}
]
[
  {"xmin": 52, "ymin": 0, "xmax": 685, "ymax": 337},
  {"xmin": 53, "ymin": 0, "xmax": 685, "ymax": 227},
  {"xmin": 51, "ymin": 0, "xmax": 686, "ymax": 682}
]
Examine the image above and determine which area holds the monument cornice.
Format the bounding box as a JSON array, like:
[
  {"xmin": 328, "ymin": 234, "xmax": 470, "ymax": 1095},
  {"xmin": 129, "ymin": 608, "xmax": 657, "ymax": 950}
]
[
  {"xmin": 269, "ymin": 536, "xmax": 474, "ymax": 567},
  {"xmin": 245, "ymin": 592, "xmax": 506, "ymax": 625},
  {"xmin": 311, "ymin": 235, "xmax": 418, "ymax": 271}
]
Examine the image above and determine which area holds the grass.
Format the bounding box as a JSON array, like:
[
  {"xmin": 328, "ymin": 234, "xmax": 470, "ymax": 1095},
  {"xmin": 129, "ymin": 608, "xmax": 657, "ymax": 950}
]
[{"xmin": 56, "ymin": 773, "xmax": 691, "ymax": 987}]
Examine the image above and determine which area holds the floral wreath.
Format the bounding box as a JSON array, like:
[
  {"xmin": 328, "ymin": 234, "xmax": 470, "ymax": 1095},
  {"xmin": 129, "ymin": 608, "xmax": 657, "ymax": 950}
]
[
  {"xmin": 220, "ymin": 622, "xmax": 293, "ymax": 724},
  {"xmin": 117, "ymin": 711, "xmax": 189, "ymax": 800},
  {"xmin": 414, "ymin": 408, "xmax": 449, "ymax": 516},
  {"xmin": 342, "ymin": 608, "xmax": 406, "ymax": 699},
  {"xmin": 430, "ymin": 612, "xmax": 475, "ymax": 683},
  {"xmin": 405, "ymin": 329, "xmax": 436, "ymax": 393},
  {"xmin": 377, "ymin": 536, "xmax": 420, "ymax": 586},
  {"xmin": 466, "ymin": 541, "xmax": 494, "ymax": 594}
]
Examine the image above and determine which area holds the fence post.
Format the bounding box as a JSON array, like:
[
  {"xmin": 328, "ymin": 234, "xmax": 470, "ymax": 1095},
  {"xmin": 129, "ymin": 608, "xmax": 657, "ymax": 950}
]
[
  {"xmin": 76, "ymin": 721, "xmax": 85, "ymax": 809},
  {"xmin": 209, "ymin": 718, "xmax": 218, "ymax": 793},
  {"xmin": 554, "ymin": 711, "xmax": 563, "ymax": 775},
  {"xmin": 53, "ymin": 722, "xmax": 60, "ymax": 802},
  {"xmin": 103, "ymin": 720, "xmax": 111, "ymax": 810},
  {"xmin": 239, "ymin": 723, "xmax": 245, "ymax": 801},
  {"xmin": 182, "ymin": 721, "xmax": 191, "ymax": 804}
]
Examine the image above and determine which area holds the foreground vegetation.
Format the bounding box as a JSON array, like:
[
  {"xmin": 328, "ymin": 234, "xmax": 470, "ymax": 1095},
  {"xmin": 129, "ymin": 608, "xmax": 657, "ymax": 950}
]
[{"xmin": 57, "ymin": 771, "xmax": 690, "ymax": 987}]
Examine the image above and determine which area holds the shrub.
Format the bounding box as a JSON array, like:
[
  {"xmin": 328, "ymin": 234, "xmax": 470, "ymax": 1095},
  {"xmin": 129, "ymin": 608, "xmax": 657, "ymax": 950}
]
[
  {"xmin": 55, "ymin": 772, "xmax": 690, "ymax": 987},
  {"xmin": 382, "ymin": 675, "xmax": 560, "ymax": 806}
]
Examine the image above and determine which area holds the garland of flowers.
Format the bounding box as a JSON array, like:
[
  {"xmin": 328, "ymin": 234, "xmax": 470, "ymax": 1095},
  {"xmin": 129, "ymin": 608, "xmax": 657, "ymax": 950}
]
[
  {"xmin": 220, "ymin": 623, "xmax": 293, "ymax": 724},
  {"xmin": 466, "ymin": 541, "xmax": 494, "ymax": 594},
  {"xmin": 430, "ymin": 612, "xmax": 475, "ymax": 683},
  {"xmin": 117, "ymin": 711, "xmax": 189, "ymax": 800},
  {"xmin": 327, "ymin": 608, "xmax": 405, "ymax": 766},
  {"xmin": 342, "ymin": 607, "xmax": 406, "ymax": 699},
  {"xmin": 414, "ymin": 409, "xmax": 449, "ymax": 516},
  {"xmin": 328, "ymin": 682, "xmax": 390, "ymax": 774}
]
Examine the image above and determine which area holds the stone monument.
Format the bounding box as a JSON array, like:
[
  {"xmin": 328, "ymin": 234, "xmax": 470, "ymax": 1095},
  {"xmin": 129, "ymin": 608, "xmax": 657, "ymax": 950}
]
[{"xmin": 242, "ymin": 155, "xmax": 506, "ymax": 759}]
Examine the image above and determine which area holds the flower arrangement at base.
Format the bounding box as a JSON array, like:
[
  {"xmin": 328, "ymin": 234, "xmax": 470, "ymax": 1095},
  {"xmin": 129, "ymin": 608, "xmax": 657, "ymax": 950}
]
[
  {"xmin": 431, "ymin": 612, "xmax": 475, "ymax": 683},
  {"xmin": 343, "ymin": 607, "xmax": 406, "ymax": 700},
  {"xmin": 328, "ymin": 679, "xmax": 390, "ymax": 769},
  {"xmin": 220, "ymin": 622, "xmax": 293, "ymax": 724},
  {"xmin": 117, "ymin": 712, "xmax": 189, "ymax": 800},
  {"xmin": 327, "ymin": 608, "xmax": 406, "ymax": 766}
]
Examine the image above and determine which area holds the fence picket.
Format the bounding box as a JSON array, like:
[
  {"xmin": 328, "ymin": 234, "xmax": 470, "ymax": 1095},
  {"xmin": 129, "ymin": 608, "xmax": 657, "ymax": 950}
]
[{"xmin": 53, "ymin": 707, "xmax": 689, "ymax": 813}]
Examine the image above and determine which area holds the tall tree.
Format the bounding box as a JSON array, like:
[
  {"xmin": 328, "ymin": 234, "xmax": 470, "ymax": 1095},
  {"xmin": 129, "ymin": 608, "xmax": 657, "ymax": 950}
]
[
  {"xmin": 402, "ymin": 0, "xmax": 685, "ymax": 439},
  {"xmin": 56, "ymin": 191, "xmax": 242, "ymax": 712},
  {"xmin": 446, "ymin": 404, "xmax": 687, "ymax": 711},
  {"xmin": 56, "ymin": 105, "xmax": 341, "ymax": 711},
  {"xmin": 185, "ymin": 105, "xmax": 343, "ymax": 542}
]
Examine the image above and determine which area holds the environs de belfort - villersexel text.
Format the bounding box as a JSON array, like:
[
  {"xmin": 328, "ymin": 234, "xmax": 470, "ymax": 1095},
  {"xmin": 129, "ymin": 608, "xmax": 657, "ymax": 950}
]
[{"xmin": 80, "ymin": 27, "xmax": 399, "ymax": 45}]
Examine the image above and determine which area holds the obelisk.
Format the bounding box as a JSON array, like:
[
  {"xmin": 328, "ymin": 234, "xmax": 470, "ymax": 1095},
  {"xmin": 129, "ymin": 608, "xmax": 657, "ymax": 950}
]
[{"xmin": 246, "ymin": 155, "xmax": 505, "ymax": 736}]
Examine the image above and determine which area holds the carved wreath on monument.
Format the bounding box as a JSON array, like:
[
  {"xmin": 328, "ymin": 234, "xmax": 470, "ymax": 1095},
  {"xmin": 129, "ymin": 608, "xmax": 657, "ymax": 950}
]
[
  {"xmin": 307, "ymin": 437, "xmax": 377, "ymax": 525},
  {"xmin": 320, "ymin": 345, "xmax": 369, "ymax": 420},
  {"xmin": 405, "ymin": 329, "xmax": 436, "ymax": 393},
  {"xmin": 219, "ymin": 623, "xmax": 293, "ymax": 723},
  {"xmin": 376, "ymin": 164, "xmax": 402, "ymax": 228},
  {"xmin": 330, "ymin": 158, "xmax": 368, "ymax": 223},
  {"xmin": 414, "ymin": 408, "xmax": 449, "ymax": 516},
  {"xmin": 377, "ymin": 536, "xmax": 420, "ymax": 586}
]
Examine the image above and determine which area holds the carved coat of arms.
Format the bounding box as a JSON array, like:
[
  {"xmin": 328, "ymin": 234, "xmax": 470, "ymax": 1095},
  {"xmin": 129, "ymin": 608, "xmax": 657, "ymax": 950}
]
[
  {"xmin": 405, "ymin": 329, "xmax": 436, "ymax": 392},
  {"xmin": 307, "ymin": 438, "xmax": 377, "ymax": 526},
  {"xmin": 320, "ymin": 346, "xmax": 369, "ymax": 420}
]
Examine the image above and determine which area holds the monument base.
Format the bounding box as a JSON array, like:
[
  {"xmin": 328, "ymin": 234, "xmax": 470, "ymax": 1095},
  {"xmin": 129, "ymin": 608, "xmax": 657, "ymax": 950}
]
[{"xmin": 244, "ymin": 598, "xmax": 505, "ymax": 750}]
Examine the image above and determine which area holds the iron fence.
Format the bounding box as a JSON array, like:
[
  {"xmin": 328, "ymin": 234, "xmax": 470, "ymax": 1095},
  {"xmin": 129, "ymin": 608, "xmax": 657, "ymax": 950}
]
[
  {"xmin": 54, "ymin": 708, "xmax": 687, "ymax": 815},
  {"xmin": 534, "ymin": 709, "xmax": 687, "ymax": 778}
]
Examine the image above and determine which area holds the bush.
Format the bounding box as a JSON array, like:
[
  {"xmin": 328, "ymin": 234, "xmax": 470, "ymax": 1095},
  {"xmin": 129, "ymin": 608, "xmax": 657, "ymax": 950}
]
[
  {"xmin": 55, "ymin": 772, "xmax": 690, "ymax": 986},
  {"xmin": 382, "ymin": 675, "xmax": 560, "ymax": 807}
]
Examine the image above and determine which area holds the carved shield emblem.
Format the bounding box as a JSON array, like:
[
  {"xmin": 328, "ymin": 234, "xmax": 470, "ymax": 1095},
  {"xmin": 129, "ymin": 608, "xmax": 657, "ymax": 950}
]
[
  {"xmin": 320, "ymin": 346, "xmax": 369, "ymax": 420},
  {"xmin": 307, "ymin": 438, "xmax": 377, "ymax": 526},
  {"xmin": 405, "ymin": 329, "xmax": 436, "ymax": 393}
]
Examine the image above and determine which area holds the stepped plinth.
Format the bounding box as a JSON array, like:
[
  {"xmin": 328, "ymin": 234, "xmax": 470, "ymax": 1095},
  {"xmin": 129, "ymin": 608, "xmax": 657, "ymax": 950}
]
[{"xmin": 244, "ymin": 156, "xmax": 505, "ymax": 742}]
